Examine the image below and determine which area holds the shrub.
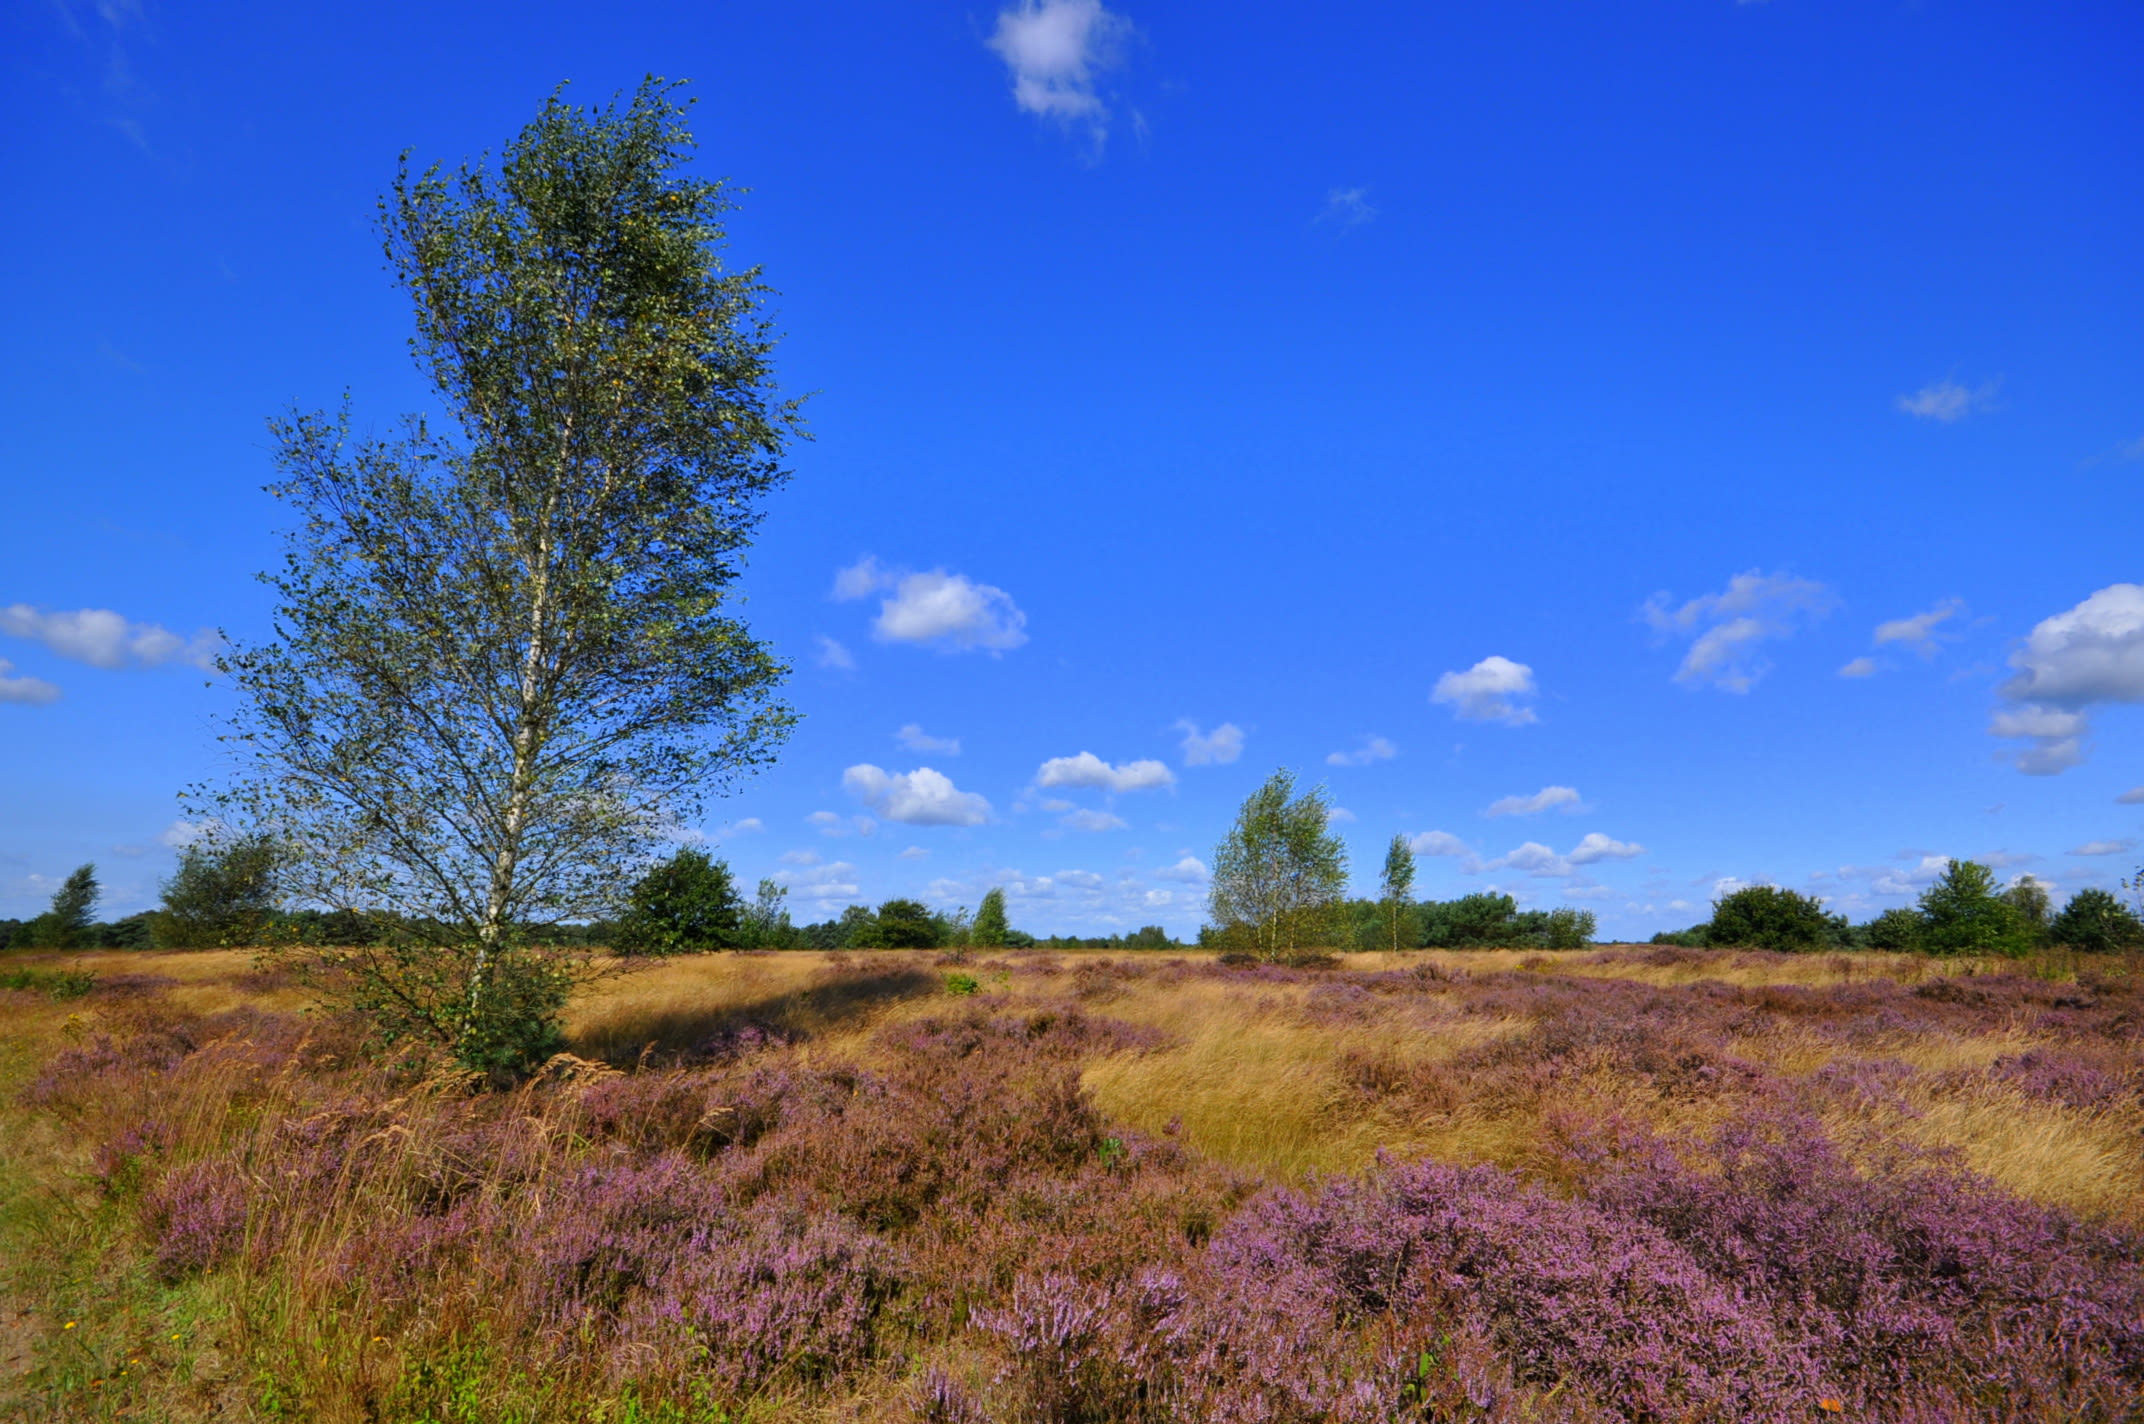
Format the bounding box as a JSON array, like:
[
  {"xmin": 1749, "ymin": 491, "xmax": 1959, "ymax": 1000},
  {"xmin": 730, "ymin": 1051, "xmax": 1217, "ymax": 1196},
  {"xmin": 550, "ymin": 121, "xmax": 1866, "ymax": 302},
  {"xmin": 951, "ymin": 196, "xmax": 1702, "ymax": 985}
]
[
  {"xmin": 613, "ymin": 849, "xmax": 742, "ymax": 955},
  {"xmin": 1705, "ymin": 885, "xmax": 1845, "ymax": 951},
  {"xmin": 860, "ymin": 898, "xmax": 941, "ymax": 949},
  {"xmin": 1918, "ymin": 860, "xmax": 2034, "ymax": 956},
  {"xmin": 2048, "ymin": 888, "xmax": 2144, "ymax": 953},
  {"xmin": 971, "ymin": 888, "xmax": 1011, "ymax": 947},
  {"xmin": 1863, "ymin": 908, "xmax": 1924, "ymax": 952},
  {"xmin": 1541, "ymin": 906, "xmax": 1596, "ymax": 949}
]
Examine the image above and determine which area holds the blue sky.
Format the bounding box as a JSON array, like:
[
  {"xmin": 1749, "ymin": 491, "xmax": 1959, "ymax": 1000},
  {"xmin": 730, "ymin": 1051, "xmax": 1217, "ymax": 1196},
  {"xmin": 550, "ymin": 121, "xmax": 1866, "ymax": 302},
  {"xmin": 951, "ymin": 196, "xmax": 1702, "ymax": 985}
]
[{"xmin": 3, "ymin": 0, "xmax": 2140, "ymax": 938}]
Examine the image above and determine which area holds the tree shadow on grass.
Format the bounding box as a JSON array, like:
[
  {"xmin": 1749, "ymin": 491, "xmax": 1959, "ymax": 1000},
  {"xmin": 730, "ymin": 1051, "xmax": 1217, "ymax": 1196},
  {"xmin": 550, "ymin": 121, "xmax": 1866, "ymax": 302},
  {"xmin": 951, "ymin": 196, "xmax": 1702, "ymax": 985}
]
[{"xmin": 572, "ymin": 962, "xmax": 942, "ymax": 1067}]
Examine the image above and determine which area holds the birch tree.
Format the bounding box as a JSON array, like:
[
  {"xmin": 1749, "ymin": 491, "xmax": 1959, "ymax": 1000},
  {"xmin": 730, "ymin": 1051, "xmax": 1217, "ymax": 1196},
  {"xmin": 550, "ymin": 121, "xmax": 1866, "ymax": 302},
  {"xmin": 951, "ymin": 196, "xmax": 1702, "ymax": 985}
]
[
  {"xmin": 213, "ymin": 81, "xmax": 800, "ymax": 1072},
  {"xmin": 1207, "ymin": 770, "xmax": 1349, "ymax": 962}
]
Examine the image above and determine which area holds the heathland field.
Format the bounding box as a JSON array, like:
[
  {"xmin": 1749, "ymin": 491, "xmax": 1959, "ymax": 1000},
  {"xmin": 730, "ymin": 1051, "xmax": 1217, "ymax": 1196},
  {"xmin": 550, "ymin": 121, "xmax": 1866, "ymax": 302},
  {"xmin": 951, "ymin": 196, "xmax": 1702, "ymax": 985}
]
[{"xmin": 3, "ymin": 945, "xmax": 2142, "ymax": 1421}]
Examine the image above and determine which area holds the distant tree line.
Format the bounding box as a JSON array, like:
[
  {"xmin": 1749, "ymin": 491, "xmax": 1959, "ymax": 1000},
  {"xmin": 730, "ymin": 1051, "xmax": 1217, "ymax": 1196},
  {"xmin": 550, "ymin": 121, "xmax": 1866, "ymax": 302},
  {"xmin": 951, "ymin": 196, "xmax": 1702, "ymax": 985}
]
[{"xmin": 1654, "ymin": 860, "xmax": 2144, "ymax": 955}]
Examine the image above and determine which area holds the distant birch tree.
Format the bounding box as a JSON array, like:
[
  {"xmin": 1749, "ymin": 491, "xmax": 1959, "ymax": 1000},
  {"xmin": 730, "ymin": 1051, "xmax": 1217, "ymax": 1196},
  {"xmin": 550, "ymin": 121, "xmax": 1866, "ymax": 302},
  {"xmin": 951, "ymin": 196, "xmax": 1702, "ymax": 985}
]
[
  {"xmin": 211, "ymin": 81, "xmax": 801, "ymax": 1074},
  {"xmin": 1207, "ymin": 769, "xmax": 1349, "ymax": 963},
  {"xmin": 1379, "ymin": 833, "xmax": 1416, "ymax": 952}
]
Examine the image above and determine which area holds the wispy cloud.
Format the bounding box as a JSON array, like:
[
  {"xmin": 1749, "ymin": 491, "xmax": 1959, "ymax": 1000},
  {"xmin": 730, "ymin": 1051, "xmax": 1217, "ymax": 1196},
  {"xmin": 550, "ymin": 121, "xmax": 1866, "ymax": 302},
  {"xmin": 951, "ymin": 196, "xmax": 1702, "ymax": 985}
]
[
  {"xmin": 1484, "ymin": 786, "xmax": 1587, "ymax": 818},
  {"xmin": 2068, "ymin": 838, "xmax": 2135, "ymax": 857},
  {"xmin": 1326, "ymin": 735, "xmax": 1396, "ymax": 767},
  {"xmin": 1874, "ymin": 598, "xmax": 1965, "ymax": 655},
  {"xmin": 815, "ymin": 635, "xmax": 856, "ymax": 671},
  {"xmin": 1176, "ymin": 720, "xmax": 1244, "ymax": 766},
  {"xmin": 0, "ymin": 659, "xmax": 60, "ymax": 705},
  {"xmin": 1318, "ymin": 187, "xmax": 1377, "ymax": 228},
  {"xmin": 1896, "ymin": 378, "xmax": 2000, "ymax": 422},
  {"xmin": 1838, "ymin": 657, "xmax": 1877, "ymax": 679},
  {"xmin": 897, "ymin": 723, "xmax": 961, "ymax": 756},
  {"xmin": 0, "ymin": 603, "xmax": 222, "ymax": 670},
  {"xmin": 1642, "ymin": 571, "xmax": 1835, "ymax": 693}
]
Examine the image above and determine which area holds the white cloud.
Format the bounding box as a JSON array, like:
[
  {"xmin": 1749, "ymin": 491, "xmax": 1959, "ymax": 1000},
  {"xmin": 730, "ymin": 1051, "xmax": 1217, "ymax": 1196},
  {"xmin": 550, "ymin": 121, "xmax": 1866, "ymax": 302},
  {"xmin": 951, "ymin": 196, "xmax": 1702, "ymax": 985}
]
[
  {"xmin": 1567, "ymin": 832, "xmax": 1644, "ymax": 865},
  {"xmin": 781, "ymin": 848, "xmax": 823, "ymax": 866},
  {"xmin": 986, "ymin": 0, "xmax": 1132, "ymax": 144},
  {"xmin": 1896, "ymin": 378, "xmax": 1998, "ymax": 422},
  {"xmin": 1037, "ymin": 751, "xmax": 1175, "ymax": 793},
  {"xmin": 2119, "ymin": 787, "xmax": 2144, "ymax": 806},
  {"xmin": 0, "ymin": 659, "xmax": 60, "ymax": 705},
  {"xmin": 1484, "ymin": 785, "xmax": 1585, "ymax": 818},
  {"xmin": 1408, "ymin": 831, "xmax": 1468, "ymax": 858},
  {"xmin": 1874, "ymin": 598, "xmax": 1964, "ymax": 654},
  {"xmin": 1838, "ymin": 657, "xmax": 1878, "ymax": 679},
  {"xmin": 0, "ymin": 603, "xmax": 222, "ymax": 670},
  {"xmin": 1326, "ymin": 735, "xmax": 1396, "ymax": 767},
  {"xmin": 833, "ymin": 557, "xmax": 1028, "ymax": 653},
  {"xmin": 1143, "ymin": 888, "xmax": 1173, "ymax": 907},
  {"xmin": 1176, "ymin": 720, "xmax": 1244, "ymax": 766},
  {"xmin": 777, "ymin": 859, "xmax": 862, "ymax": 905},
  {"xmin": 1991, "ymin": 584, "xmax": 2144, "ymax": 775},
  {"xmin": 1431, "ymin": 655, "xmax": 1539, "ymax": 725},
  {"xmin": 899, "ymin": 845, "xmax": 930, "ymax": 860},
  {"xmin": 1154, "ymin": 854, "xmax": 1209, "ymax": 883},
  {"xmin": 1319, "ymin": 187, "xmax": 1377, "ymax": 227},
  {"xmin": 1325, "ymin": 806, "xmax": 1357, "ymax": 825},
  {"xmin": 815, "ymin": 635, "xmax": 856, "ymax": 671},
  {"xmin": 1055, "ymin": 869, "xmax": 1105, "ymax": 890},
  {"xmin": 807, "ymin": 810, "xmax": 878, "ymax": 837},
  {"xmin": 842, "ymin": 764, "xmax": 992, "ymax": 827},
  {"xmin": 1642, "ymin": 571, "xmax": 1835, "ymax": 693},
  {"xmin": 2068, "ymin": 839, "xmax": 2135, "ymax": 857},
  {"xmin": 897, "ymin": 723, "xmax": 961, "ymax": 756},
  {"xmin": 1061, "ymin": 808, "xmax": 1128, "ymax": 832},
  {"xmin": 1478, "ymin": 832, "xmax": 1644, "ymax": 879}
]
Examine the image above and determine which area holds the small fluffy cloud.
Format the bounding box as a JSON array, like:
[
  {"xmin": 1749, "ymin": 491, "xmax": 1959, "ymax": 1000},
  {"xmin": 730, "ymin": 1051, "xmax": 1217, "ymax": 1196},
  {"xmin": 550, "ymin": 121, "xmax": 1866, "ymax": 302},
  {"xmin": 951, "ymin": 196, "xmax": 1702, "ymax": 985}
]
[
  {"xmin": 815, "ymin": 635, "xmax": 855, "ymax": 671},
  {"xmin": 2118, "ymin": 787, "xmax": 2144, "ymax": 806},
  {"xmin": 1642, "ymin": 571, "xmax": 1835, "ymax": 693},
  {"xmin": 0, "ymin": 659, "xmax": 60, "ymax": 705},
  {"xmin": 1838, "ymin": 657, "xmax": 1878, "ymax": 679},
  {"xmin": 897, "ymin": 723, "xmax": 961, "ymax": 756},
  {"xmin": 1154, "ymin": 855, "xmax": 1209, "ymax": 883},
  {"xmin": 0, "ymin": 603, "xmax": 222, "ymax": 670},
  {"xmin": 1874, "ymin": 598, "xmax": 1965, "ymax": 655},
  {"xmin": 1325, "ymin": 806, "xmax": 1357, "ymax": 825},
  {"xmin": 777, "ymin": 860, "xmax": 862, "ymax": 905},
  {"xmin": 1036, "ymin": 751, "xmax": 1175, "ymax": 793},
  {"xmin": 1176, "ymin": 720, "xmax": 1244, "ymax": 766},
  {"xmin": 899, "ymin": 845, "xmax": 929, "ymax": 860},
  {"xmin": 1326, "ymin": 735, "xmax": 1396, "ymax": 767},
  {"xmin": 834, "ymin": 557, "xmax": 1028, "ymax": 654},
  {"xmin": 986, "ymin": 0, "xmax": 1131, "ymax": 143},
  {"xmin": 842, "ymin": 765, "xmax": 992, "ymax": 827},
  {"xmin": 1567, "ymin": 832, "xmax": 1645, "ymax": 866},
  {"xmin": 1991, "ymin": 584, "xmax": 2144, "ymax": 775},
  {"xmin": 1896, "ymin": 379, "xmax": 1998, "ymax": 422},
  {"xmin": 1061, "ymin": 809, "xmax": 1128, "ymax": 832},
  {"xmin": 2068, "ymin": 839, "xmax": 2135, "ymax": 857},
  {"xmin": 1484, "ymin": 785, "xmax": 1585, "ymax": 818},
  {"xmin": 1408, "ymin": 831, "xmax": 1469, "ymax": 858},
  {"xmin": 1431, "ymin": 656, "xmax": 1538, "ymax": 725},
  {"xmin": 807, "ymin": 810, "xmax": 878, "ymax": 838}
]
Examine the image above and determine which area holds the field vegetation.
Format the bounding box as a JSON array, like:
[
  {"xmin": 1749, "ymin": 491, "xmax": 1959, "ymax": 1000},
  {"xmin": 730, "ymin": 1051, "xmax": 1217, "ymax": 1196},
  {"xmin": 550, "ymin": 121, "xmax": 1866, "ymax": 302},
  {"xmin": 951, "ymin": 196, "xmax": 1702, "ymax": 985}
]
[{"xmin": 3, "ymin": 941, "xmax": 2141, "ymax": 1421}]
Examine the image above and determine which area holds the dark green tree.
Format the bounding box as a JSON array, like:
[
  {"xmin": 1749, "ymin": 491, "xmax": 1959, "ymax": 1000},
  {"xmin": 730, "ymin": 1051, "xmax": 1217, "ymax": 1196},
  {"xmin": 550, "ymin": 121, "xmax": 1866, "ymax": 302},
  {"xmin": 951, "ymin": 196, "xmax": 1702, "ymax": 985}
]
[
  {"xmin": 1207, "ymin": 769, "xmax": 1349, "ymax": 963},
  {"xmin": 740, "ymin": 877, "xmax": 794, "ymax": 949},
  {"xmin": 865, "ymin": 898, "xmax": 940, "ymax": 949},
  {"xmin": 1378, "ymin": 834, "xmax": 1416, "ymax": 952},
  {"xmin": 155, "ymin": 833, "xmax": 283, "ymax": 948},
  {"xmin": 1918, "ymin": 859, "xmax": 2033, "ymax": 956},
  {"xmin": 209, "ymin": 83, "xmax": 800, "ymax": 1074},
  {"xmin": 971, "ymin": 887, "xmax": 1011, "ymax": 947},
  {"xmin": 1863, "ymin": 907, "xmax": 1924, "ymax": 952},
  {"xmin": 26, "ymin": 865, "xmax": 100, "ymax": 949},
  {"xmin": 613, "ymin": 848, "xmax": 742, "ymax": 954},
  {"xmin": 2047, "ymin": 888, "xmax": 2144, "ymax": 954},
  {"xmin": 1704, "ymin": 884, "xmax": 1845, "ymax": 952},
  {"xmin": 2002, "ymin": 875, "xmax": 2052, "ymax": 936}
]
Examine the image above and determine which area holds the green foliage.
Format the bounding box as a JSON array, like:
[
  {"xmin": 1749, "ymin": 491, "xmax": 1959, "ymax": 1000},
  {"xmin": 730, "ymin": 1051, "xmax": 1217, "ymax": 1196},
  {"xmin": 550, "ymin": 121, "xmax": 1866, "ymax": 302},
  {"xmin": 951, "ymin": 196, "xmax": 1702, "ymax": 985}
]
[
  {"xmin": 2048, "ymin": 888, "xmax": 2144, "ymax": 954},
  {"xmin": 1704, "ymin": 884, "xmax": 1847, "ymax": 952},
  {"xmin": 860, "ymin": 898, "xmax": 940, "ymax": 949},
  {"xmin": 316, "ymin": 935, "xmax": 571, "ymax": 1080},
  {"xmin": 20, "ymin": 864, "xmax": 100, "ymax": 949},
  {"xmin": 210, "ymin": 83, "xmax": 799, "ymax": 1076},
  {"xmin": 944, "ymin": 971, "xmax": 980, "ymax": 996},
  {"xmin": 971, "ymin": 887, "xmax": 1011, "ymax": 947},
  {"xmin": 1542, "ymin": 906, "xmax": 1597, "ymax": 950},
  {"xmin": 740, "ymin": 877, "xmax": 796, "ymax": 949},
  {"xmin": 0, "ymin": 967, "xmax": 97, "ymax": 999},
  {"xmin": 1378, "ymin": 834, "xmax": 1416, "ymax": 953},
  {"xmin": 2002, "ymin": 875, "xmax": 2052, "ymax": 932},
  {"xmin": 1208, "ymin": 769, "xmax": 1350, "ymax": 962},
  {"xmin": 1918, "ymin": 859, "xmax": 2035, "ymax": 957},
  {"xmin": 155, "ymin": 833, "xmax": 283, "ymax": 948},
  {"xmin": 613, "ymin": 849, "xmax": 742, "ymax": 955},
  {"xmin": 1417, "ymin": 892, "xmax": 1521, "ymax": 948},
  {"xmin": 1863, "ymin": 907, "xmax": 1925, "ymax": 953}
]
